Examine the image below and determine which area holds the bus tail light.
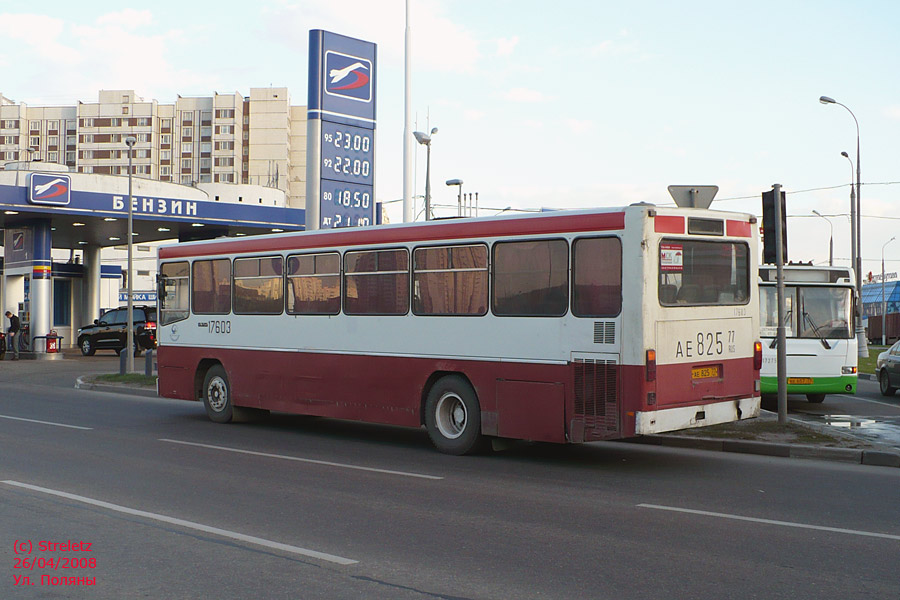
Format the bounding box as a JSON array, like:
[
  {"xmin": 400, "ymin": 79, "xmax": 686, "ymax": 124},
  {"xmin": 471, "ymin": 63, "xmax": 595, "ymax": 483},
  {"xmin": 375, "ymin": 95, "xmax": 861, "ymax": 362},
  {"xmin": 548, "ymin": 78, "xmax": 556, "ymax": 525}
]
[
  {"xmin": 646, "ymin": 349, "xmax": 656, "ymax": 382},
  {"xmin": 753, "ymin": 341, "xmax": 763, "ymax": 371},
  {"xmin": 842, "ymin": 366, "xmax": 857, "ymax": 375}
]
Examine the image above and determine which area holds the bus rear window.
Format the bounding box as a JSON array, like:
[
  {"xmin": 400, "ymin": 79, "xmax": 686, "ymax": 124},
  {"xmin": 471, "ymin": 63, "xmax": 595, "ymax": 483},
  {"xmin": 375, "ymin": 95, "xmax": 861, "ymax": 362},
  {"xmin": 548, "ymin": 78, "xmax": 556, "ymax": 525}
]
[{"xmin": 659, "ymin": 239, "xmax": 749, "ymax": 306}]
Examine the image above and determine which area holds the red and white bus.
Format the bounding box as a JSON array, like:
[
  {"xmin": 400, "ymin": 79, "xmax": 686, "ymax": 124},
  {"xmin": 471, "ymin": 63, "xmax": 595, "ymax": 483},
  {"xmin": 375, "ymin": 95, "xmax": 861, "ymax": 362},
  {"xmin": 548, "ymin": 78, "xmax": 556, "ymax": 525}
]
[{"xmin": 156, "ymin": 203, "xmax": 762, "ymax": 454}]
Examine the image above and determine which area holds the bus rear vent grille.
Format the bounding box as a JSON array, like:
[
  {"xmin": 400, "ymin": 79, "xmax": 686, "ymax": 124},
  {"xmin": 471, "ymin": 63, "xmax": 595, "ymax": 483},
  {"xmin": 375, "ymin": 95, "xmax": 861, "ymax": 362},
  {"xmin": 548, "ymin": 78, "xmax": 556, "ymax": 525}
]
[
  {"xmin": 593, "ymin": 321, "xmax": 616, "ymax": 344},
  {"xmin": 573, "ymin": 358, "xmax": 618, "ymax": 431}
]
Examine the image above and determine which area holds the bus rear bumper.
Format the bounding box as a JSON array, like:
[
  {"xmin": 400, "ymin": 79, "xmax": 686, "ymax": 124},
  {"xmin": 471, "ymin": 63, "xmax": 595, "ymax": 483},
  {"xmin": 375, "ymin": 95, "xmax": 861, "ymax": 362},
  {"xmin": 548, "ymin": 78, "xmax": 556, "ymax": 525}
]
[{"xmin": 634, "ymin": 396, "xmax": 761, "ymax": 435}]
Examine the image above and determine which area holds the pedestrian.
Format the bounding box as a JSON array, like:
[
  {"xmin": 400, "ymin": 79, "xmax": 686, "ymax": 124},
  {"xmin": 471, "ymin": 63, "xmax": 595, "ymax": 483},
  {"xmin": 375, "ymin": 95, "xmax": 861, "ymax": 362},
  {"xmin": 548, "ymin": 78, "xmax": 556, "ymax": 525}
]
[{"xmin": 5, "ymin": 311, "xmax": 20, "ymax": 360}]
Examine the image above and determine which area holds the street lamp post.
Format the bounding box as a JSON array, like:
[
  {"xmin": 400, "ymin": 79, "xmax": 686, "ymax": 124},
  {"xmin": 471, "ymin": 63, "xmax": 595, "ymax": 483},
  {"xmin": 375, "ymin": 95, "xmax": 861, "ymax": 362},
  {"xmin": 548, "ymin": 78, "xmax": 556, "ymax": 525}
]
[
  {"xmin": 883, "ymin": 237, "xmax": 896, "ymax": 346},
  {"xmin": 812, "ymin": 210, "xmax": 834, "ymax": 266},
  {"xmin": 124, "ymin": 136, "xmax": 136, "ymax": 373},
  {"xmin": 821, "ymin": 95, "xmax": 866, "ymax": 358},
  {"xmin": 446, "ymin": 179, "xmax": 464, "ymax": 216},
  {"xmin": 413, "ymin": 128, "xmax": 438, "ymax": 220}
]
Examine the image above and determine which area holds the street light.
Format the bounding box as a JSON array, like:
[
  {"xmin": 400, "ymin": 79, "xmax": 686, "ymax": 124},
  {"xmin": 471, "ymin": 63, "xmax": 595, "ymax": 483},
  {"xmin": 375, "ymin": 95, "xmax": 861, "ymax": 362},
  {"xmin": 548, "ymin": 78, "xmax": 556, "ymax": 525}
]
[
  {"xmin": 413, "ymin": 127, "xmax": 438, "ymax": 220},
  {"xmin": 883, "ymin": 236, "xmax": 896, "ymax": 346},
  {"xmin": 812, "ymin": 210, "xmax": 834, "ymax": 266},
  {"xmin": 446, "ymin": 179, "xmax": 464, "ymax": 216},
  {"xmin": 821, "ymin": 95, "xmax": 866, "ymax": 358},
  {"xmin": 124, "ymin": 135, "xmax": 136, "ymax": 374}
]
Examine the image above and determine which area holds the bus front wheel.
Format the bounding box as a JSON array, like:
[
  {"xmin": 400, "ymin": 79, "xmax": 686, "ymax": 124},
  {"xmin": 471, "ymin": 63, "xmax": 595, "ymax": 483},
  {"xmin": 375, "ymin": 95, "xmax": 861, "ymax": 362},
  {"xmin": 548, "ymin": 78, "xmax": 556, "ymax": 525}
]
[
  {"xmin": 425, "ymin": 375, "xmax": 485, "ymax": 455},
  {"xmin": 203, "ymin": 365, "xmax": 234, "ymax": 423},
  {"xmin": 806, "ymin": 394, "xmax": 826, "ymax": 403}
]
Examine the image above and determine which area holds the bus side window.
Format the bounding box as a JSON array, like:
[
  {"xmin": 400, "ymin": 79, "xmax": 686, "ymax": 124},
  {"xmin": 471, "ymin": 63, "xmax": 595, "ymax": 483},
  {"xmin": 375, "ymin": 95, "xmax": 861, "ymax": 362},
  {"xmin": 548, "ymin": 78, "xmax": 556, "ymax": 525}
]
[{"xmin": 676, "ymin": 284, "xmax": 700, "ymax": 303}]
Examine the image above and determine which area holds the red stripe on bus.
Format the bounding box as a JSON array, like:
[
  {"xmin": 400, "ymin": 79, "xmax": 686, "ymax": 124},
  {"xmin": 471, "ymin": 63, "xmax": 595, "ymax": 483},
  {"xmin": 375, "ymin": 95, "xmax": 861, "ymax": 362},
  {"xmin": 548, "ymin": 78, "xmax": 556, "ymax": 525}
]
[
  {"xmin": 653, "ymin": 215, "xmax": 684, "ymax": 234},
  {"xmin": 159, "ymin": 212, "xmax": 626, "ymax": 259},
  {"xmin": 726, "ymin": 219, "xmax": 752, "ymax": 238}
]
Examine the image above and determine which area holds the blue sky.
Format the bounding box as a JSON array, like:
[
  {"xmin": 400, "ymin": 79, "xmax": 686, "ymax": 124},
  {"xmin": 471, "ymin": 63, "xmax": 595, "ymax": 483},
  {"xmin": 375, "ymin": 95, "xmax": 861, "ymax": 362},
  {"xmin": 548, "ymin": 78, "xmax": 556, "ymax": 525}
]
[{"xmin": 1, "ymin": 0, "xmax": 899, "ymax": 275}]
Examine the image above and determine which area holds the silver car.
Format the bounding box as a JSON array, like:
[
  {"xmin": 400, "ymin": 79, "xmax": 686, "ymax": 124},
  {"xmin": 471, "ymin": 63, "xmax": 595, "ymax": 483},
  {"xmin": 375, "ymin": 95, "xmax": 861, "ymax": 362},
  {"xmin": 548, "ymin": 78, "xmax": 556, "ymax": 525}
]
[{"xmin": 876, "ymin": 341, "xmax": 900, "ymax": 396}]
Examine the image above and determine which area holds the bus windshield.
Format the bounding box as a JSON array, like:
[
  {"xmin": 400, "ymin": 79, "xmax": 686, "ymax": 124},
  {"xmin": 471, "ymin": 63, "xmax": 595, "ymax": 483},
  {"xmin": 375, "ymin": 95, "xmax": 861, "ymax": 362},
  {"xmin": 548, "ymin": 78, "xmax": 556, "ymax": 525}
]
[
  {"xmin": 760, "ymin": 285, "xmax": 852, "ymax": 339},
  {"xmin": 658, "ymin": 239, "xmax": 750, "ymax": 306}
]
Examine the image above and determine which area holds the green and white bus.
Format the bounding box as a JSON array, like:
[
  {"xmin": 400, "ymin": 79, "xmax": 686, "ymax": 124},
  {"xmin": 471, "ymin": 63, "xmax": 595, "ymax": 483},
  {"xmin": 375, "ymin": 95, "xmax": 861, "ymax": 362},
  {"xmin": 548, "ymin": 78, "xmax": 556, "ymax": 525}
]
[{"xmin": 759, "ymin": 265, "xmax": 857, "ymax": 403}]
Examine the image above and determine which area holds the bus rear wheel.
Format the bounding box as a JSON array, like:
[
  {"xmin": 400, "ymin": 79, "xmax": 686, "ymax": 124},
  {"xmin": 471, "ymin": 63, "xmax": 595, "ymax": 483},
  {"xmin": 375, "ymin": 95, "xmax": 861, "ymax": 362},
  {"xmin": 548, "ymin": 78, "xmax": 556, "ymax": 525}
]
[
  {"xmin": 425, "ymin": 375, "xmax": 485, "ymax": 455},
  {"xmin": 806, "ymin": 394, "xmax": 826, "ymax": 403},
  {"xmin": 203, "ymin": 365, "xmax": 234, "ymax": 423}
]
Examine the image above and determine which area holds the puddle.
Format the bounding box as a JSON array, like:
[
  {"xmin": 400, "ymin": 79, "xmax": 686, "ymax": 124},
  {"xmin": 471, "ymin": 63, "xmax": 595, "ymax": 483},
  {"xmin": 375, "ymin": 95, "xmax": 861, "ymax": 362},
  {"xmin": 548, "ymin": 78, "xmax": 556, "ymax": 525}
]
[{"xmin": 801, "ymin": 414, "xmax": 900, "ymax": 450}]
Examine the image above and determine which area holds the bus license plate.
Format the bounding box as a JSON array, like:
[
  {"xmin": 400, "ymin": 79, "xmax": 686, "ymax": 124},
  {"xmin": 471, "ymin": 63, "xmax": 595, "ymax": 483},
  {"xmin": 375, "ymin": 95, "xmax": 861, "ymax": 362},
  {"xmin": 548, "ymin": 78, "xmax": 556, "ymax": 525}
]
[
  {"xmin": 692, "ymin": 366, "xmax": 719, "ymax": 379},
  {"xmin": 788, "ymin": 377, "xmax": 814, "ymax": 385}
]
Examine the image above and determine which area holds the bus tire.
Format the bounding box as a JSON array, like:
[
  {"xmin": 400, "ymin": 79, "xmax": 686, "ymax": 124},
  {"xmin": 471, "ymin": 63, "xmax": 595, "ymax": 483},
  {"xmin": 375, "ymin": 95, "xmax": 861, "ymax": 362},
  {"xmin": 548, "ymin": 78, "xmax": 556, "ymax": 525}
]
[
  {"xmin": 806, "ymin": 394, "xmax": 826, "ymax": 404},
  {"xmin": 879, "ymin": 370, "xmax": 896, "ymax": 397},
  {"xmin": 203, "ymin": 365, "xmax": 234, "ymax": 423},
  {"xmin": 424, "ymin": 375, "xmax": 484, "ymax": 455}
]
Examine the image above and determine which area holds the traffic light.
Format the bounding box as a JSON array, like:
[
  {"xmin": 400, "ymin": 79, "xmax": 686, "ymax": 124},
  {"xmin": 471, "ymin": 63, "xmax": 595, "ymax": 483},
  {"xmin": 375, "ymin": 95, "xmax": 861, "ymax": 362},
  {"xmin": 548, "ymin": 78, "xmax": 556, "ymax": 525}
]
[{"xmin": 761, "ymin": 189, "xmax": 787, "ymax": 265}]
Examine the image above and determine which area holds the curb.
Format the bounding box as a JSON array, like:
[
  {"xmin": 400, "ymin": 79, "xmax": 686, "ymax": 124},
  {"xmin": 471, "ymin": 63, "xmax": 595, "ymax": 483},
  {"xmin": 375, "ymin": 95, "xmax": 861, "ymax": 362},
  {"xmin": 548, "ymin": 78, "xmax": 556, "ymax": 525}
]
[
  {"xmin": 75, "ymin": 376, "xmax": 159, "ymax": 398},
  {"xmin": 642, "ymin": 433, "xmax": 900, "ymax": 468}
]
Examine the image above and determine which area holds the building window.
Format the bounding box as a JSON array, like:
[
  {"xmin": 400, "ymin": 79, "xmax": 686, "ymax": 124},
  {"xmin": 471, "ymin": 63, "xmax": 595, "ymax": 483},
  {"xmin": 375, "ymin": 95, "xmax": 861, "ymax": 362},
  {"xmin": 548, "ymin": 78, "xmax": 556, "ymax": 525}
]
[
  {"xmin": 66, "ymin": 135, "xmax": 76, "ymax": 146},
  {"xmin": 83, "ymin": 118, "xmax": 94, "ymax": 127},
  {"xmin": 2, "ymin": 120, "xmax": 18, "ymax": 129},
  {"xmin": 181, "ymin": 111, "xmax": 193, "ymax": 125},
  {"xmin": 161, "ymin": 118, "xmax": 172, "ymax": 129},
  {"xmin": 161, "ymin": 150, "xmax": 171, "ymax": 160},
  {"xmin": 180, "ymin": 174, "xmax": 192, "ymax": 184},
  {"xmin": 182, "ymin": 128, "xmax": 193, "ymax": 139},
  {"xmin": 181, "ymin": 158, "xmax": 192, "ymax": 170},
  {"xmin": 122, "ymin": 106, "xmax": 129, "ymax": 115},
  {"xmin": 82, "ymin": 134, "xmax": 93, "ymax": 143},
  {"xmin": 122, "ymin": 94, "xmax": 130, "ymax": 103},
  {"xmin": 30, "ymin": 120, "xmax": 40, "ymax": 131},
  {"xmin": 200, "ymin": 158, "xmax": 211, "ymax": 170},
  {"xmin": 65, "ymin": 151, "xmax": 75, "ymax": 163},
  {"xmin": 48, "ymin": 151, "xmax": 58, "ymax": 162},
  {"xmin": 137, "ymin": 133, "xmax": 150, "ymax": 142},
  {"xmin": 110, "ymin": 118, "xmax": 120, "ymax": 127},
  {"xmin": 181, "ymin": 142, "xmax": 192, "ymax": 154},
  {"xmin": 216, "ymin": 109, "xmax": 235, "ymax": 119},
  {"xmin": 137, "ymin": 118, "xmax": 151, "ymax": 126},
  {"xmin": 200, "ymin": 142, "xmax": 212, "ymax": 153},
  {"xmin": 160, "ymin": 166, "xmax": 171, "ymax": 176},
  {"xmin": 53, "ymin": 279, "xmax": 72, "ymax": 326},
  {"xmin": 161, "ymin": 134, "xmax": 171, "ymax": 145},
  {"xmin": 48, "ymin": 136, "xmax": 58, "ymax": 146},
  {"xmin": 48, "ymin": 120, "xmax": 59, "ymax": 131},
  {"xmin": 199, "ymin": 174, "xmax": 212, "ymax": 183},
  {"xmin": 30, "ymin": 136, "xmax": 40, "ymax": 147}
]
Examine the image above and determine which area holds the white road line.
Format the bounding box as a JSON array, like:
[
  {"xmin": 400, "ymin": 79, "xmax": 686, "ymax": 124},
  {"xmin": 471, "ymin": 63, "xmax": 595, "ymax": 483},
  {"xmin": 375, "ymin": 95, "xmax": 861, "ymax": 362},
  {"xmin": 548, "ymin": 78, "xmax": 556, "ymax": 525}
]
[
  {"xmin": 834, "ymin": 393, "xmax": 900, "ymax": 408},
  {"xmin": 159, "ymin": 438, "xmax": 444, "ymax": 481},
  {"xmin": 1, "ymin": 480, "xmax": 358, "ymax": 565},
  {"xmin": 0, "ymin": 414, "xmax": 92, "ymax": 430},
  {"xmin": 638, "ymin": 504, "xmax": 900, "ymax": 541}
]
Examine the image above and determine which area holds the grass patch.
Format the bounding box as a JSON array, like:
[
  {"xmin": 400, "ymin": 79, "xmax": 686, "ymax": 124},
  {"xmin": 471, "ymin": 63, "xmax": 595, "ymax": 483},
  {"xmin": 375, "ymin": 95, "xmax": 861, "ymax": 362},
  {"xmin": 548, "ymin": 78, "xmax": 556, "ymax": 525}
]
[
  {"xmin": 94, "ymin": 373, "xmax": 158, "ymax": 386},
  {"xmin": 859, "ymin": 345, "xmax": 888, "ymax": 375}
]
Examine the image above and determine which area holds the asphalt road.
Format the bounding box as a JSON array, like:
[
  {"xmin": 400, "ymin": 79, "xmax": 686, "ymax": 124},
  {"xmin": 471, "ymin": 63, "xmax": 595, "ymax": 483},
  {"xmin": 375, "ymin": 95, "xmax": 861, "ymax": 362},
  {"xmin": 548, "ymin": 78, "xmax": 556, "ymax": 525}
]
[{"xmin": 2, "ymin": 357, "xmax": 900, "ymax": 599}]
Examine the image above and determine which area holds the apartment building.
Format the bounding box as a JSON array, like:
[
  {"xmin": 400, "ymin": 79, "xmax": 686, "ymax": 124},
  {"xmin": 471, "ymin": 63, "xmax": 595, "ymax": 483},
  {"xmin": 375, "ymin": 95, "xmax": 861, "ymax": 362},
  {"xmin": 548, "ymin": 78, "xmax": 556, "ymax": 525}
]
[{"xmin": 0, "ymin": 88, "xmax": 306, "ymax": 208}]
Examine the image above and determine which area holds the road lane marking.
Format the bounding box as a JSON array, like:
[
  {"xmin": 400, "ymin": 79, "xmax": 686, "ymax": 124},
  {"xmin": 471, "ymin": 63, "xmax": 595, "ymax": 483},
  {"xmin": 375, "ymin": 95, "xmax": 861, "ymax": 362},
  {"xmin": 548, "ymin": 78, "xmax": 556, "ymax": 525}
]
[
  {"xmin": 159, "ymin": 438, "xmax": 444, "ymax": 481},
  {"xmin": 638, "ymin": 504, "xmax": 900, "ymax": 541},
  {"xmin": 0, "ymin": 414, "xmax": 92, "ymax": 430},
  {"xmin": 1, "ymin": 480, "xmax": 358, "ymax": 565},
  {"xmin": 834, "ymin": 393, "xmax": 900, "ymax": 408}
]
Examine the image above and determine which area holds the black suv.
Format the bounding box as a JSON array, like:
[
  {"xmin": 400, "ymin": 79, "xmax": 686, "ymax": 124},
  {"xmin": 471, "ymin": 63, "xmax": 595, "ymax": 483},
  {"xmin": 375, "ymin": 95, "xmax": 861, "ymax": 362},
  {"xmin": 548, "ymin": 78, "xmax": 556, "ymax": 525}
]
[{"xmin": 77, "ymin": 306, "xmax": 157, "ymax": 356}]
